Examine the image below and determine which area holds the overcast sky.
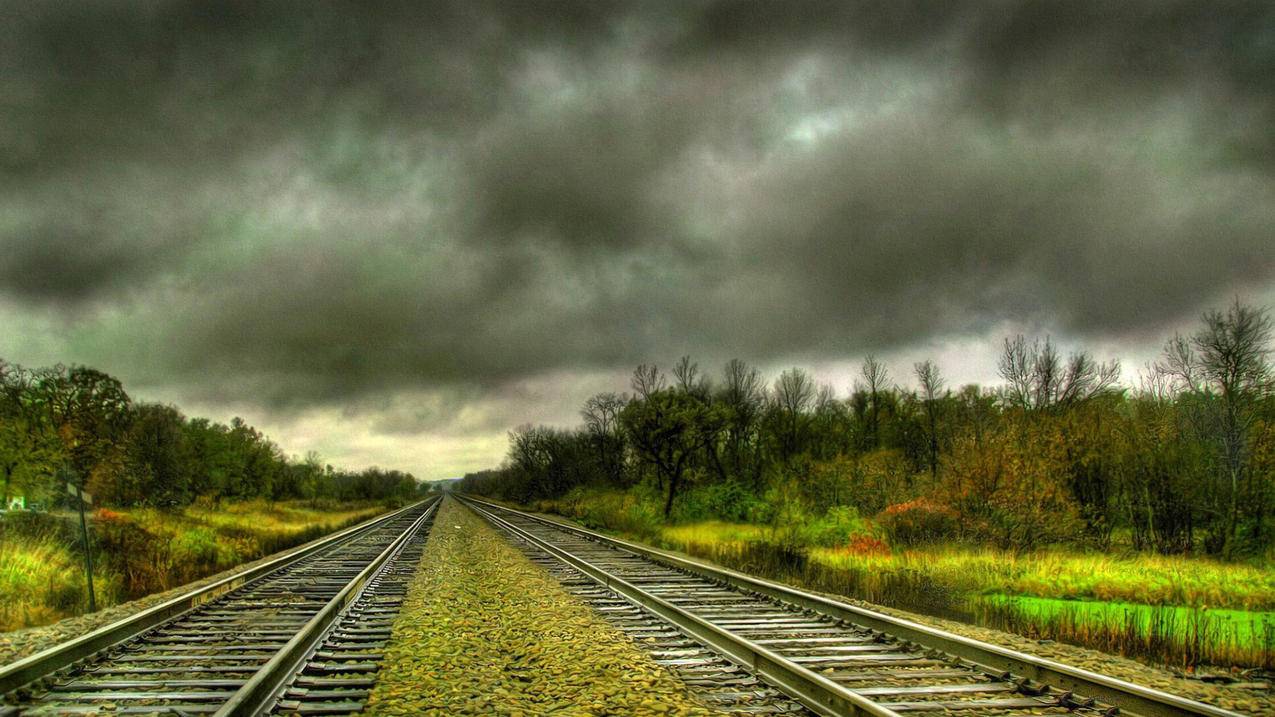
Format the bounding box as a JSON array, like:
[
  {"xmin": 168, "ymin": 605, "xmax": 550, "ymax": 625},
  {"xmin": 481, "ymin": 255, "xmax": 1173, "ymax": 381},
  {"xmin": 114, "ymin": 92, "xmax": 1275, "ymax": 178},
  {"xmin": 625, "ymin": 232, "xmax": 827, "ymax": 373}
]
[{"xmin": 2, "ymin": 1, "xmax": 1273, "ymax": 480}]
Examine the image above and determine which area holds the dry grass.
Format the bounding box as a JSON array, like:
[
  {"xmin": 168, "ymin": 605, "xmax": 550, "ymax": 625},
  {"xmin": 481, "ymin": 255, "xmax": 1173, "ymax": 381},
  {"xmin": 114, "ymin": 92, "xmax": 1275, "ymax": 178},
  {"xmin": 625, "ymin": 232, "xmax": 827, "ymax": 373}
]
[
  {"xmin": 657, "ymin": 519, "xmax": 1275, "ymax": 611},
  {"xmin": 806, "ymin": 545, "xmax": 1275, "ymax": 611},
  {"xmin": 0, "ymin": 500, "xmax": 389, "ymax": 632},
  {"xmin": 0, "ymin": 532, "xmax": 119, "ymax": 631}
]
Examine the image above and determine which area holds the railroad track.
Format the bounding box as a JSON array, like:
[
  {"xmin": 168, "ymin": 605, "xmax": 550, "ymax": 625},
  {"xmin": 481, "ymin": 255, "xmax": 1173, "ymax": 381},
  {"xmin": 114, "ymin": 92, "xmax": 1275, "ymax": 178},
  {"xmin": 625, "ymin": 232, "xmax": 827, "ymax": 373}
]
[
  {"xmin": 0, "ymin": 497, "xmax": 439, "ymax": 717},
  {"xmin": 458, "ymin": 494, "xmax": 1243, "ymax": 717}
]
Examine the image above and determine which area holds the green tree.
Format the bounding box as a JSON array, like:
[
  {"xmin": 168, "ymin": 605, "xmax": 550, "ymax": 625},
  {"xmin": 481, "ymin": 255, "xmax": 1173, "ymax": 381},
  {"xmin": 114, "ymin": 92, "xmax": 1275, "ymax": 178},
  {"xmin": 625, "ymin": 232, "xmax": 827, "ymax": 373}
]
[
  {"xmin": 121, "ymin": 403, "xmax": 196, "ymax": 506},
  {"xmin": 0, "ymin": 360, "xmax": 62, "ymax": 505},
  {"xmin": 622, "ymin": 365, "xmax": 727, "ymax": 517},
  {"xmin": 30, "ymin": 365, "xmax": 131, "ymax": 497}
]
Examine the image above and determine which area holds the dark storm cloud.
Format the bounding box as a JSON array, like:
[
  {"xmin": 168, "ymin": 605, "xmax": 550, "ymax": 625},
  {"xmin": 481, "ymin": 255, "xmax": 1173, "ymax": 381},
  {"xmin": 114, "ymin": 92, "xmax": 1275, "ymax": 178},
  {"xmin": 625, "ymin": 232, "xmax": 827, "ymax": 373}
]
[
  {"xmin": 0, "ymin": 224, "xmax": 166, "ymax": 302},
  {"xmin": 2, "ymin": 0, "xmax": 1274, "ymax": 410},
  {"xmin": 671, "ymin": 1, "xmax": 1275, "ymax": 164},
  {"xmin": 727, "ymin": 113, "xmax": 1275, "ymax": 350}
]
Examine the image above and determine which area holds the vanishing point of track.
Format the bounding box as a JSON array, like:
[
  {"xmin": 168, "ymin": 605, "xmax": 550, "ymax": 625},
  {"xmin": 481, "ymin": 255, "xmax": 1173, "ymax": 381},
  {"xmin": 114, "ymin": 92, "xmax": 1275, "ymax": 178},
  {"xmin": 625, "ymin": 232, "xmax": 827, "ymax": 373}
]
[
  {"xmin": 0, "ymin": 498, "xmax": 439, "ymax": 717},
  {"xmin": 458, "ymin": 494, "xmax": 1245, "ymax": 717}
]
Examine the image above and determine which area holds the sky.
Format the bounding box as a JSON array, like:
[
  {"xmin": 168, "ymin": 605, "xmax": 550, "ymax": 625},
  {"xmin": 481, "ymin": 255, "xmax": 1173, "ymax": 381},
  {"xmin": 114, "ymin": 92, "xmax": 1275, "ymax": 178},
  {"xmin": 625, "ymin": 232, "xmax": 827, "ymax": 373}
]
[{"xmin": 2, "ymin": 1, "xmax": 1273, "ymax": 481}]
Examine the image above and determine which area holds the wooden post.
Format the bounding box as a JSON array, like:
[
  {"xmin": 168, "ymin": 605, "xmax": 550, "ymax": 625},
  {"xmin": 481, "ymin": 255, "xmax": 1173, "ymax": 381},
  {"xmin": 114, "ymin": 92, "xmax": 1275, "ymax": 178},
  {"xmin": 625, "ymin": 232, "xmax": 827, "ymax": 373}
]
[{"xmin": 63, "ymin": 469, "xmax": 96, "ymax": 613}]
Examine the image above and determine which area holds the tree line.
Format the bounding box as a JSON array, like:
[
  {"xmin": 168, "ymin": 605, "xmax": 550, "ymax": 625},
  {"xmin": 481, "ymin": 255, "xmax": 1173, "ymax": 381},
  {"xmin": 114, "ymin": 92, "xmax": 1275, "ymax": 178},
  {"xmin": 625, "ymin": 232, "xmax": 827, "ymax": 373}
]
[
  {"xmin": 460, "ymin": 301, "xmax": 1274, "ymax": 558},
  {"xmin": 1, "ymin": 361, "xmax": 420, "ymax": 508}
]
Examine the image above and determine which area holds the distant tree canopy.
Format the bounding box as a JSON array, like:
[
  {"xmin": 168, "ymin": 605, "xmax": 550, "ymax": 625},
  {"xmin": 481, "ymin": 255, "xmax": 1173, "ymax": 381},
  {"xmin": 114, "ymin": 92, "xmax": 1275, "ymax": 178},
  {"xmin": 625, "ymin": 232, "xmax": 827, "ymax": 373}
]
[
  {"xmin": 0, "ymin": 361, "xmax": 421, "ymax": 509},
  {"xmin": 460, "ymin": 300, "xmax": 1275, "ymax": 559}
]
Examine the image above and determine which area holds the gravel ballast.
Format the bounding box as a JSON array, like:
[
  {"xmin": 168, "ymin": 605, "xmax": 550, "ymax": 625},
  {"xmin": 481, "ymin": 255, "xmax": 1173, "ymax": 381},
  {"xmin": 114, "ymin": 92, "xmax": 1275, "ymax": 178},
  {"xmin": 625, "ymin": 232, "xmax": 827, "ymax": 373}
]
[{"xmin": 364, "ymin": 497, "xmax": 715, "ymax": 716}]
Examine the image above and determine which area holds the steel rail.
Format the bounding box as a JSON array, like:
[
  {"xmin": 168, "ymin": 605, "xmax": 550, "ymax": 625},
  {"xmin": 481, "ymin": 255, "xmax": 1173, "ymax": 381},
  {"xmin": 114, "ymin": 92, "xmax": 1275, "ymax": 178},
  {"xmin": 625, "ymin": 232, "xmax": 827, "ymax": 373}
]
[
  {"xmin": 460, "ymin": 494, "xmax": 1243, "ymax": 717},
  {"xmin": 214, "ymin": 497, "xmax": 439, "ymax": 716},
  {"xmin": 461, "ymin": 495, "xmax": 898, "ymax": 717},
  {"xmin": 0, "ymin": 498, "xmax": 433, "ymax": 698}
]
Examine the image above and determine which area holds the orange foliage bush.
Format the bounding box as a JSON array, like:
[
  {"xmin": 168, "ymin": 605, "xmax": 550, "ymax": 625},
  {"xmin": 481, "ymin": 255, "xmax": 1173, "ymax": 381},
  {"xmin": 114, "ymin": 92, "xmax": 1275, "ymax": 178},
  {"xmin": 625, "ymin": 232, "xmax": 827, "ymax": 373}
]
[
  {"xmin": 878, "ymin": 498, "xmax": 959, "ymax": 546},
  {"xmin": 845, "ymin": 534, "xmax": 892, "ymax": 556},
  {"xmin": 939, "ymin": 419, "xmax": 1083, "ymax": 552}
]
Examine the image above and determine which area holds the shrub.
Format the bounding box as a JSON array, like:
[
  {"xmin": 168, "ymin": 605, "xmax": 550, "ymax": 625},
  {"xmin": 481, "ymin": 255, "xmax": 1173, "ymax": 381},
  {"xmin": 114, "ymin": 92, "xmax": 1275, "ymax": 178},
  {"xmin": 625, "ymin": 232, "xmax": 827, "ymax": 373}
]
[
  {"xmin": 764, "ymin": 481, "xmax": 811, "ymax": 548},
  {"xmin": 849, "ymin": 450, "xmax": 914, "ymax": 515},
  {"xmin": 940, "ymin": 425, "xmax": 1083, "ymax": 552},
  {"xmin": 0, "ymin": 510, "xmax": 79, "ymax": 545},
  {"xmin": 93, "ymin": 514, "xmax": 165, "ymax": 594},
  {"xmin": 879, "ymin": 498, "xmax": 959, "ymax": 546},
  {"xmin": 548, "ymin": 486, "xmax": 663, "ymax": 539},
  {"xmin": 48, "ymin": 580, "xmax": 85, "ymax": 611},
  {"xmin": 171, "ymin": 528, "xmax": 221, "ymax": 567},
  {"xmin": 845, "ymin": 534, "xmax": 892, "ymax": 556},
  {"xmin": 799, "ymin": 506, "xmax": 878, "ymax": 548},
  {"xmin": 670, "ymin": 481, "xmax": 767, "ymax": 523}
]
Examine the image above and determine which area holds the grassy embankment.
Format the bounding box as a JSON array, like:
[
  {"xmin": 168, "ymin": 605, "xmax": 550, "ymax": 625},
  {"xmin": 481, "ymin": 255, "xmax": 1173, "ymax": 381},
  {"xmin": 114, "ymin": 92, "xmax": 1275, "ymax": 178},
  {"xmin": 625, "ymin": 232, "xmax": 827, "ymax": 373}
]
[
  {"xmin": 0, "ymin": 499, "xmax": 393, "ymax": 632},
  {"xmin": 531, "ymin": 487, "xmax": 1275, "ymax": 670}
]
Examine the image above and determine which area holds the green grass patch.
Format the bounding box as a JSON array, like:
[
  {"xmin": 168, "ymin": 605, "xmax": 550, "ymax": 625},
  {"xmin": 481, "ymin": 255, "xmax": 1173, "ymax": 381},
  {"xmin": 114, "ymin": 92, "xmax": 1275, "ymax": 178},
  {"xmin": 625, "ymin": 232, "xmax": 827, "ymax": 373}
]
[
  {"xmin": 974, "ymin": 595, "xmax": 1275, "ymax": 669},
  {"xmin": 983, "ymin": 595, "xmax": 1275, "ymax": 649}
]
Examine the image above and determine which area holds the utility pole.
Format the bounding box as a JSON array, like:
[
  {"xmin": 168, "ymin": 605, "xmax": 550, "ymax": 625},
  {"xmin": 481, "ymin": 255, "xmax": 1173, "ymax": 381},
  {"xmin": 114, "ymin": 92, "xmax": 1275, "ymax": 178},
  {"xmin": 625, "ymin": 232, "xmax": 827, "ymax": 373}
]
[{"xmin": 61, "ymin": 467, "xmax": 96, "ymax": 612}]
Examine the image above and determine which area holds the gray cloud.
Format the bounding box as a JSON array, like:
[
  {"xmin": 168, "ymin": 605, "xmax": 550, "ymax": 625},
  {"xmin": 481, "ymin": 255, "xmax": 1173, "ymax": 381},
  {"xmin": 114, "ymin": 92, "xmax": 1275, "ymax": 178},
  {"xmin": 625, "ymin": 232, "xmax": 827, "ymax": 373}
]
[{"xmin": 1, "ymin": 1, "xmax": 1273, "ymax": 475}]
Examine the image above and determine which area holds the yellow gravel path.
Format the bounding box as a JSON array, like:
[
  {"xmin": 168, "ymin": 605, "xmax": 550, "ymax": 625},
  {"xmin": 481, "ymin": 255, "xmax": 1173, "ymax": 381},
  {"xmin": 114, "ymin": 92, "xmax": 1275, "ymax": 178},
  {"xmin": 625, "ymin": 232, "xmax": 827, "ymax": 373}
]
[{"xmin": 364, "ymin": 496, "xmax": 716, "ymax": 716}]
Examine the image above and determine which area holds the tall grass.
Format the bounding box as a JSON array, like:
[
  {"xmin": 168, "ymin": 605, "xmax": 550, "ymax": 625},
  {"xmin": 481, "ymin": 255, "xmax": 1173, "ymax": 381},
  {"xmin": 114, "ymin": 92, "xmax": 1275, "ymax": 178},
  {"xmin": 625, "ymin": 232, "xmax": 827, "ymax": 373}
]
[
  {"xmin": 97, "ymin": 500, "xmax": 388, "ymax": 595},
  {"xmin": 0, "ymin": 500, "xmax": 389, "ymax": 632},
  {"xmin": 658, "ymin": 526, "xmax": 976, "ymax": 623},
  {"xmin": 804, "ymin": 546, "xmax": 1275, "ymax": 611},
  {"xmin": 534, "ymin": 488, "xmax": 664, "ymax": 540},
  {"xmin": 0, "ymin": 516, "xmax": 120, "ymax": 630},
  {"xmin": 657, "ymin": 531, "xmax": 1275, "ymax": 668},
  {"xmin": 537, "ymin": 487, "xmax": 1275, "ymax": 669}
]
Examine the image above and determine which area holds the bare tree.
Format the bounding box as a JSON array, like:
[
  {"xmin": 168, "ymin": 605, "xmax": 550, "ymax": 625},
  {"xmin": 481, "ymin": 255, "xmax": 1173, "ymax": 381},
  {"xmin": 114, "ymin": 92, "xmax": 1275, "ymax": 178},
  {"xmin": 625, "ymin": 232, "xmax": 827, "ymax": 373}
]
[
  {"xmin": 810, "ymin": 383, "xmax": 849, "ymax": 459},
  {"xmin": 774, "ymin": 368, "xmax": 815, "ymax": 419},
  {"xmin": 999, "ymin": 336, "xmax": 1034, "ymax": 408},
  {"xmin": 999, "ymin": 336, "xmax": 1120, "ymax": 411},
  {"xmin": 1157, "ymin": 300, "xmax": 1273, "ymax": 556},
  {"xmin": 582, "ymin": 393, "xmax": 624, "ymax": 436},
  {"xmin": 720, "ymin": 359, "xmax": 765, "ymax": 486},
  {"xmin": 722, "ymin": 359, "xmax": 763, "ymax": 407},
  {"xmin": 914, "ymin": 359, "xmax": 945, "ymax": 481},
  {"xmin": 582, "ymin": 392, "xmax": 628, "ymax": 486},
  {"xmin": 673, "ymin": 355, "xmax": 711, "ymax": 401},
  {"xmin": 631, "ymin": 364, "xmax": 665, "ymax": 400},
  {"xmin": 773, "ymin": 368, "xmax": 815, "ymax": 462},
  {"xmin": 508, "ymin": 424, "xmax": 549, "ymax": 476},
  {"xmin": 859, "ymin": 356, "xmax": 891, "ymax": 450}
]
